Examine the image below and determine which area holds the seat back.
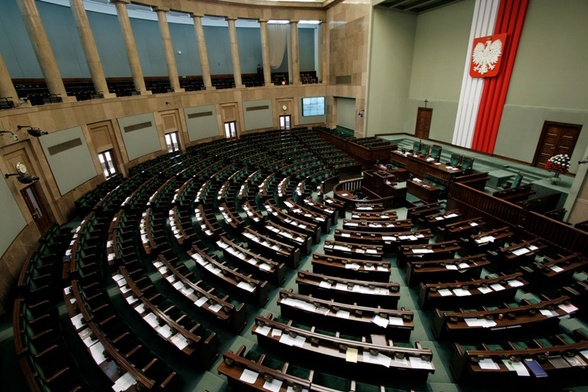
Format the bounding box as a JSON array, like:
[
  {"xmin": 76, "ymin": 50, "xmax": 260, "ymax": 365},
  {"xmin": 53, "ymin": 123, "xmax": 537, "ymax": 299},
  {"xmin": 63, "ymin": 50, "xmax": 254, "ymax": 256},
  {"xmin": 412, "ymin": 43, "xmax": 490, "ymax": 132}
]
[
  {"xmin": 412, "ymin": 141, "xmax": 421, "ymax": 154},
  {"xmin": 511, "ymin": 172, "xmax": 523, "ymax": 188},
  {"xmin": 430, "ymin": 145, "xmax": 442, "ymax": 160},
  {"xmin": 420, "ymin": 143, "xmax": 430, "ymax": 156},
  {"xmin": 449, "ymin": 153, "xmax": 462, "ymax": 167},
  {"xmin": 461, "ymin": 156, "xmax": 474, "ymax": 172}
]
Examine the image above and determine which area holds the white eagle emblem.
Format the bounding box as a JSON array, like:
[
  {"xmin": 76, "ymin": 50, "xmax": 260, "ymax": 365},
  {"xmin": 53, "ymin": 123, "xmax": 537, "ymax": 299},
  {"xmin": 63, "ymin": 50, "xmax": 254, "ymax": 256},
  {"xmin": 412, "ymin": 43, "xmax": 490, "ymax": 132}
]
[{"xmin": 472, "ymin": 38, "xmax": 502, "ymax": 75}]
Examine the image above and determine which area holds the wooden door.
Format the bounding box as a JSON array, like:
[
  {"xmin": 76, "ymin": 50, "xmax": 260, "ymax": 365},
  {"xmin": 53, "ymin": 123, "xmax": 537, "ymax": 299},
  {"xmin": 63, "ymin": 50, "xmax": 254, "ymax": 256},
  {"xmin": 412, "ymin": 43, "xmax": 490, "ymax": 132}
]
[
  {"xmin": 533, "ymin": 121, "xmax": 582, "ymax": 168},
  {"xmin": 415, "ymin": 108, "xmax": 432, "ymax": 139},
  {"xmin": 21, "ymin": 182, "xmax": 53, "ymax": 234}
]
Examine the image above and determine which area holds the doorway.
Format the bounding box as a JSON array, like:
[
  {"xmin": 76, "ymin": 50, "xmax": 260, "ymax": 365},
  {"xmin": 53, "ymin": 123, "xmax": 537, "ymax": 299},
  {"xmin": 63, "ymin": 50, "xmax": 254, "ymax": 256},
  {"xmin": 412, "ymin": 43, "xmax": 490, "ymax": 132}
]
[
  {"xmin": 21, "ymin": 182, "xmax": 53, "ymax": 234},
  {"xmin": 415, "ymin": 107, "xmax": 432, "ymax": 139},
  {"xmin": 533, "ymin": 121, "xmax": 582, "ymax": 169}
]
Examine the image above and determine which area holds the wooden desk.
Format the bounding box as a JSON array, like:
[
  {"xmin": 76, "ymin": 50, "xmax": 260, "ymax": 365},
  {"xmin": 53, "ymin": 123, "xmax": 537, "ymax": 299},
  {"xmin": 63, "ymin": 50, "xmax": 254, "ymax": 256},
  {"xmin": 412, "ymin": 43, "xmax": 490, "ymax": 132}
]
[
  {"xmin": 350, "ymin": 210, "xmax": 397, "ymax": 221},
  {"xmin": 407, "ymin": 179, "xmax": 441, "ymax": 203},
  {"xmin": 460, "ymin": 226, "xmax": 513, "ymax": 255},
  {"xmin": 342, "ymin": 219, "xmax": 413, "ymax": 233},
  {"xmin": 264, "ymin": 221, "xmax": 313, "ymax": 255},
  {"xmin": 405, "ymin": 254, "xmax": 490, "ymax": 286},
  {"xmin": 397, "ymin": 240, "xmax": 462, "ymax": 268},
  {"xmin": 390, "ymin": 150, "xmax": 462, "ymax": 186},
  {"xmin": 437, "ymin": 217, "xmax": 486, "ymax": 242},
  {"xmin": 418, "ymin": 272, "xmax": 528, "ymax": 310},
  {"xmin": 311, "ymin": 253, "xmax": 391, "ymax": 282},
  {"xmin": 334, "ymin": 228, "xmax": 433, "ymax": 252},
  {"xmin": 278, "ymin": 289, "xmax": 413, "ymax": 340},
  {"xmin": 296, "ymin": 270, "xmax": 400, "ymax": 308},
  {"xmin": 432, "ymin": 295, "xmax": 576, "ymax": 340},
  {"xmin": 322, "ymin": 240, "xmax": 384, "ymax": 261},
  {"xmin": 252, "ymin": 314, "xmax": 434, "ymax": 381},
  {"xmin": 487, "ymin": 238, "xmax": 548, "ymax": 271}
]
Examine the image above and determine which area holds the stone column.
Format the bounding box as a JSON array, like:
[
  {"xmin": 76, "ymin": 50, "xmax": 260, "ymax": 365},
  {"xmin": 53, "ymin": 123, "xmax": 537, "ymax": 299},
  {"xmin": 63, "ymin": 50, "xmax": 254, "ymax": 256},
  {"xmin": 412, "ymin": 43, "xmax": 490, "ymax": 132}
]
[
  {"xmin": 0, "ymin": 53, "xmax": 22, "ymax": 105},
  {"xmin": 290, "ymin": 20, "xmax": 300, "ymax": 85},
  {"xmin": 320, "ymin": 21, "xmax": 328, "ymax": 84},
  {"xmin": 191, "ymin": 13, "xmax": 214, "ymax": 90},
  {"xmin": 155, "ymin": 7, "xmax": 184, "ymax": 93},
  {"xmin": 17, "ymin": 0, "xmax": 73, "ymax": 102},
  {"xmin": 113, "ymin": 0, "xmax": 149, "ymax": 94},
  {"xmin": 69, "ymin": 0, "xmax": 114, "ymax": 98},
  {"xmin": 227, "ymin": 17, "xmax": 243, "ymax": 88},
  {"xmin": 259, "ymin": 19, "xmax": 273, "ymax": 86}
]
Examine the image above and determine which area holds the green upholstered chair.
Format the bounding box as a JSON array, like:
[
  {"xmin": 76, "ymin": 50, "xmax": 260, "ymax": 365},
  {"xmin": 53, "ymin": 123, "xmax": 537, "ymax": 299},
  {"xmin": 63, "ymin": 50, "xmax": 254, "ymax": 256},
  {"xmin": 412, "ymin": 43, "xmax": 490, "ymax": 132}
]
[
  {"xmin": 460, "ymin": 156, "xmax": 474, "ymax": 172},
  {"xmin": 413, "ymin": 140, "xmax": 421, "ymax": 154},
  {"xmin": 448, "ymin": 153, "xmax": 462, "ymax": 167},
  {"xmin": 420, "ymin": 143, "xmax": 430, "ymax": 156},
  {"xmin": 429, "ymin": 144, "xmax": 442, "ymax": 160}
]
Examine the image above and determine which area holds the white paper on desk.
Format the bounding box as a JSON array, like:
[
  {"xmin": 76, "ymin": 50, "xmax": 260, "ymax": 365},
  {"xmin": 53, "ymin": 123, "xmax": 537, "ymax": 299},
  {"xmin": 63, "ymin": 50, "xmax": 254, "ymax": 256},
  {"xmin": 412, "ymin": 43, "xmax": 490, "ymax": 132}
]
[
  {"xmin": 372, "ymin": 315, "xmax": 389, "ymax": 328},
  {"xmin": 479, "ymin": 358, "xmax": 500, "ymax": 370},
  {"xmin": 89, "ymin": 341, "xmax": 106, "ymax": 364},
  {"xmin": 550, "ymin": 265, "xmax": 564, "ymax": 273},
  {"xmin": 239, "ymin": 368, "xmax": 259, "ymax": 384},
  {"xmin": 464, "ymin": 318, "xmax": 486, "ymax": 327},
  {"xmin": 112, "ymin": 372, "xmax": 136, "ymax": 392},
  {"xmin": 453, "ymin": 288, "xmax": 471, "ymax": 297},
  {"xmin": 458, "ymin": 263, "xmax": 470, "ymax": 269},
  {"xmin": 171, "ymin": 334, "xmax": 189, "ymax": 350},
  {"xmin": 445, "ymin": 264, "xmax": 458, "ymax": 270},
  {"xmin": 255, "ymin": 324, "xmax": 272, "ymax": 336},
  {"xmin": 173, "ymin": 280, "xmax": 184, "ymax": 290},
  {"xmin": 490, "ymin": 283, "xmax": 505, "ymax": 291},
  {"xmin": 435, "ymin": 216, "xmax": 444, "ymax": 221},
  {"xmin": 263, "ymin": 378, "xmax": 283, "ymax": 392},
  {"xmin": 345, "ymin": 263, "xmax": 361, "ymax": 271},
  {"xmin": 375, "ymin": 287, "xmax": 390, "ymax": 295},
  {"xmin": 237, "ymin": 281, "xmax": 257, "ymax": 292},
  {"xmin": 580, "ymin": 350, "xmax": 588, "ymax": 362},
  {"xmin": 126, "ymin": 295, "xmax": 138, "ymax": 305},
  {"xmin": 446, "ymin": 213, "xmax": 458, "ymax": 218},
  {"xmin": 206, "ymin": 264, "xmax": 222, "ymax": 275},
  {"xmin": 209, "ymin": 303, "xmax": 222, "ymax": 313},
  {"xmin": 528, "ymin": 245, "xmax": 539, "ymax": 251},
  {"xmin": 271, "ymin": 328, "xmax": 283, "ymax": 337},
  {"xmin": 382, "ymin": 236, "xmax": 396, "ymax": 241},
  {"xmin": 511, "ymin": 361, "xmax": 530, "ymax": 376},
  {"xmin": 478, "ymin": 286, "xmax": 493, "ymax": 294},
  {"xmin": 346, "ymin": 347, "xmax": 358, "ymax": 363},
  {"xmin": 340, "ymin": 233, "xmax": 351, "ymax": 238},
  {"xmin": 363, "ymin": 351, "xmax": 391, "ymax": 368},
  {"xmin": 413, "ymin": 248, "xmax": 434, "ymax": 254},
  {"xmin": 438, "ymin": 289, "xmax": 453, "ymax": 297},
  {"xmin": 507, "ymin": 280, "xmax": 524, "ymax": 287},
  {"xmin": 388, "ymin": 316, "xmax": 404, "ymax": 326},
  {"xmin": 335, "ymin": 310, "xmax": 350, "ymax": 319},
  {"xmin": 335, "ymin": 282, "xmax": 349, "ymax": 291},
  {"xmin": 319, "ymin": 281, "xmax": 332, "ymax": 289},
  {"xmin": 409, "ymin": 356, "xmax": 434, "ymax": 370},
  {"xmin": 540, "ymin": 309, "xmax": 557, "ymax": 317},
  {"xmin": 366, "ymin": 249, "xmax": 378, "ymax": 254},
  {"xmin": 512, "ymin": 247, "xmax": 530, "ymax": 256},
  {"xmin": 558, "ymin": 303, "xmax": 579, "ymax": 314},
  {"xmin": 346, "ymin": 222, "xmax": 358, "ymax": 226},
  {"xmin": 71, "ymin": 313, "xmax": 84, "ymax": 330},
  {"xmin": 470, "ymin": 222, "xmax": 478, "ymax": 226},
  {"xmin": 157, "ymin": 325, "xmax": 173, "ymax": 338},
  {"xmin": 194, "ymin": 296, "xmax": 208, "ymax": 307}
]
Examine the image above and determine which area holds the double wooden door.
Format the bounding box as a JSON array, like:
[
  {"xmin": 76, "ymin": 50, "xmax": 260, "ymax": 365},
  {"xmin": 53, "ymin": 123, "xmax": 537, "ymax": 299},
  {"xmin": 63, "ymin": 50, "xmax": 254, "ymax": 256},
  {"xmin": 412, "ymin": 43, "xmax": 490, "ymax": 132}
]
[{"xmin": 533, "ymin": 121, "xmax": 581, "ymax": 169}]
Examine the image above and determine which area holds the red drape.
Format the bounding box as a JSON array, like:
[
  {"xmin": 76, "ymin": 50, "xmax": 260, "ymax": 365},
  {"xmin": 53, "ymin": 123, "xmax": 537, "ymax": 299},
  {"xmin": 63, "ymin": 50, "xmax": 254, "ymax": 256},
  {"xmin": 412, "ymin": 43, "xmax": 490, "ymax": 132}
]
[{"xmin": 471, "ymin": 0, "xmax": 529, "ymax": 153}]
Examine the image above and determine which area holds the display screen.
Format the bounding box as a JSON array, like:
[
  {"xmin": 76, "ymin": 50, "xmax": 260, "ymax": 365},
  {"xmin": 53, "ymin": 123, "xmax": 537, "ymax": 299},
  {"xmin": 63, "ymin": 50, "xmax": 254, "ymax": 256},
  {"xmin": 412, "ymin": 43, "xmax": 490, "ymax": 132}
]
[{"xmin": 301, "ymin": 96, "xmax": 325, "ymax": 117}]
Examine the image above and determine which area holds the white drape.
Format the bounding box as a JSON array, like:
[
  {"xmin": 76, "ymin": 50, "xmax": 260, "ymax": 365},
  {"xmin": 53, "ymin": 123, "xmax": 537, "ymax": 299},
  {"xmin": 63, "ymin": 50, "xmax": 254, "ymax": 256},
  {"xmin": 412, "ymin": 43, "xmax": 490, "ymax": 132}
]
[{"xmin": 268, "ymin": 24, "xmax": 288, "ymax": 69}]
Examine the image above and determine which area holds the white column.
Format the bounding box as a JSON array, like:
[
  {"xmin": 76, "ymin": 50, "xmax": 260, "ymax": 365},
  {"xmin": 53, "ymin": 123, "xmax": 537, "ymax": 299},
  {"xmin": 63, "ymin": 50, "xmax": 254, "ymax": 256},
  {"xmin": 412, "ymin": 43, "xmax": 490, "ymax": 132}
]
[
  {"xmin": 0, "ymin": 53, "xmax": 22, "ymax": 104},
  {"xmin": 156, "ymin": 7, "xmax": 184, "ymax": 92},
  {"xmin": 259, "ymin": 19, "xmax": 273, "ymax": 86},
  {"xmin": 113, "ymin": 0, "xmax": 149, "ymax": 94},
  {"xmin": 192, "ymin": 14, "xmax": 214, "ymax": 90},
  {"xmin": 17, "ymin": 0, "xmax": 73, "ymax": 102},
  {"xmin": 69, "ymin": 0, "xmax": 115, "ymax": 98},
  {"xmin": 290, "ymin": 20, "xmax": 300, "ymax": 85},
  {"xmin": 227, "ymin": 17, "xmax": 243, "ymax": 88}
]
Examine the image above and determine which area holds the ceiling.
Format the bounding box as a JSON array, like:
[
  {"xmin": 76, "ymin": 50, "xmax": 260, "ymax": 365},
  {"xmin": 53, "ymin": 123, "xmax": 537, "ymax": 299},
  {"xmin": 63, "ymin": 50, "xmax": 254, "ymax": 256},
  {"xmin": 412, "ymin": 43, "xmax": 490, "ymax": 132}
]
[{"xmin": 375, "ymin": 0, "xmax": 463, "ymax": 14}]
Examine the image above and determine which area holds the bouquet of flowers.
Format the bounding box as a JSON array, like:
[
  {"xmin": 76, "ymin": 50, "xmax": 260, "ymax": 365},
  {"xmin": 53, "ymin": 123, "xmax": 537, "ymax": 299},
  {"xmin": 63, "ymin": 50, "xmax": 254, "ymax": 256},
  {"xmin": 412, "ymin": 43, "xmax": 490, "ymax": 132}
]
[{"xmin": 545, "ymin": 154, "xmax": 570, "ymax": 175}]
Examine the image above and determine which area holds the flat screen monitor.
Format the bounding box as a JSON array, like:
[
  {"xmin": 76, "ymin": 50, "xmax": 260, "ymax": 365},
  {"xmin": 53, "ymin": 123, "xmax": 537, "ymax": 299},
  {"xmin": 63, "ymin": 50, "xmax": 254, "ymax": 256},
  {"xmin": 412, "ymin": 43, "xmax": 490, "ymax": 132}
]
[{"xmin": 301, "ymin": 96, "xmax": 325, "ymax": 117}]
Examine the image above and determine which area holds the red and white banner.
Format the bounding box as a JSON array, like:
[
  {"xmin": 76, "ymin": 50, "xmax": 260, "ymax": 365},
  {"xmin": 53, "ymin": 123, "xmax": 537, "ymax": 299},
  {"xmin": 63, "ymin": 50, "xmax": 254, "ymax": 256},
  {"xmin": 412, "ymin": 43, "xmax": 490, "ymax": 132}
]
[{"xmin": 470, "ymin": 33, "xmax": 507, "ymax": 78}]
